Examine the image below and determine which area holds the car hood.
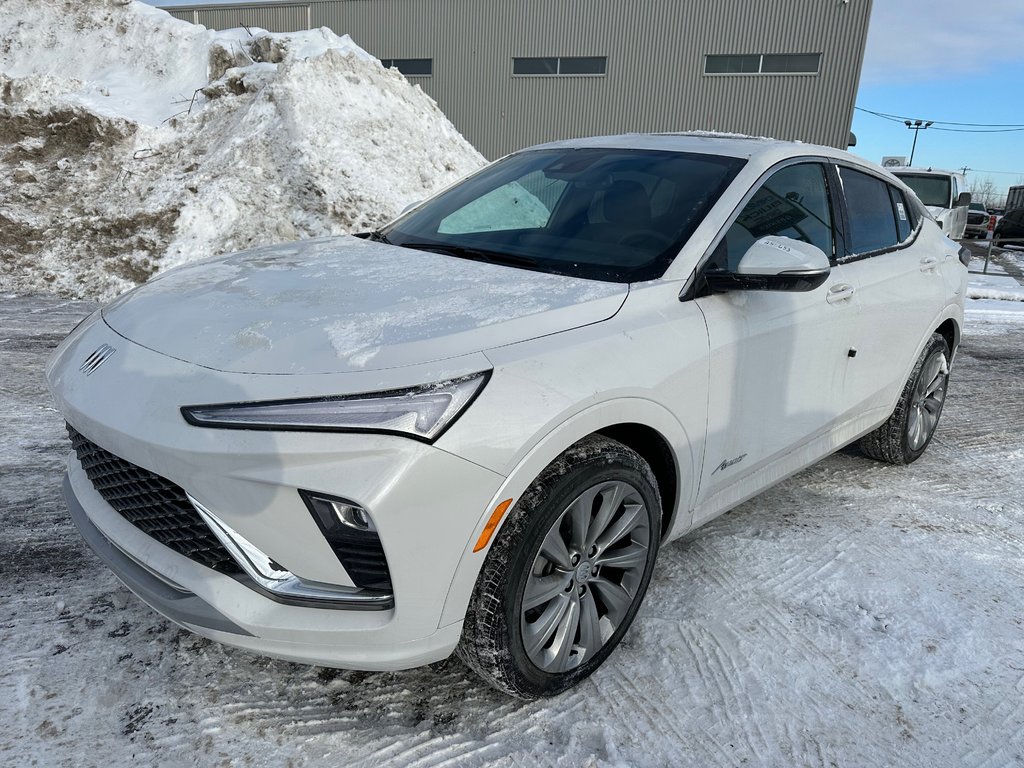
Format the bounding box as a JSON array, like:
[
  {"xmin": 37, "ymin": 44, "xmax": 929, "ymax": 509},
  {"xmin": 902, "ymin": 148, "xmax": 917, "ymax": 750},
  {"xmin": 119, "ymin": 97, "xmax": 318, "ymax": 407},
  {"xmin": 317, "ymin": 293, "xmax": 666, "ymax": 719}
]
[{"xmin": 101, "ymin": 235, "xmax": 628, "ymax": 375}]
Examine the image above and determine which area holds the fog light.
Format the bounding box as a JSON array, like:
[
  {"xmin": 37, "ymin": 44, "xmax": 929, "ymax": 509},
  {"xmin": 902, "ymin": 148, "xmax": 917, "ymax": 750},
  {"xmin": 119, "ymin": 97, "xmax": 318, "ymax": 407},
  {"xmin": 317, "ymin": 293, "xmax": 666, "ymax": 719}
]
[
  {"xmin": 306, "ymin": 495, "xmax": 375, "ymax": 532},
  {"xmin": 300, "ymin": 491, "xmax": 393, "ymax": 591}
]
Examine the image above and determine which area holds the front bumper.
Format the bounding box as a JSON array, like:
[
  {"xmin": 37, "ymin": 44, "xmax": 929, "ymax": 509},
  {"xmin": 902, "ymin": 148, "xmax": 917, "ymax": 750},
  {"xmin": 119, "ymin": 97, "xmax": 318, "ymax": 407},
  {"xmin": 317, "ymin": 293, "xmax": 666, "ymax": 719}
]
[
  {"xmin": 50, "ymin": 318, "xmax": 507, "ymax": 670},
  {"xmin": 64, "ymin": 470, "xmax": 470, "ymax": 669}
]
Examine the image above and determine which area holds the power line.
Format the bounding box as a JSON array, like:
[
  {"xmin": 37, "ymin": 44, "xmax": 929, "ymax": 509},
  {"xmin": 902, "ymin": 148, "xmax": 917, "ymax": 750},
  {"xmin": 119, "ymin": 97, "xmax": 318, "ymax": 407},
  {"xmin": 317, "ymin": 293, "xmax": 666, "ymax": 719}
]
[
  {"xmin": 930, "ymin": 126, "xmax": 1024, "ymax": 133},
  {"xmin": 856, "ymin": 107, "xmax": 1024, "ymax": 131},
  {"xmin": 965, "ymin": 168, "xmax": 1024, "ymax": 176}
]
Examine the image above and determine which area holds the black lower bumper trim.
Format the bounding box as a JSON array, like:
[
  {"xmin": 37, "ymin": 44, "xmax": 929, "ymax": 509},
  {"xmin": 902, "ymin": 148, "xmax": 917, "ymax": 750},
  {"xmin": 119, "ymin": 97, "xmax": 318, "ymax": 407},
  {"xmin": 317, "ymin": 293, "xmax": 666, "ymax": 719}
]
[{"xmin": 63, "ymin": 473, "xmax": 253, "ymax": 637}]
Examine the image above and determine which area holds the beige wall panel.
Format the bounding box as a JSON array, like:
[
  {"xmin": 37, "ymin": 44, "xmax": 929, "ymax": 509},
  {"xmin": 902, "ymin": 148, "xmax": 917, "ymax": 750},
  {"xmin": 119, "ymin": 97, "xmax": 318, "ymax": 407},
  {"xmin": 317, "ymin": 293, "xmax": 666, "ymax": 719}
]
[{"xmin": 162, "ymin": 0, "xmax": 872, "ymax": 157}]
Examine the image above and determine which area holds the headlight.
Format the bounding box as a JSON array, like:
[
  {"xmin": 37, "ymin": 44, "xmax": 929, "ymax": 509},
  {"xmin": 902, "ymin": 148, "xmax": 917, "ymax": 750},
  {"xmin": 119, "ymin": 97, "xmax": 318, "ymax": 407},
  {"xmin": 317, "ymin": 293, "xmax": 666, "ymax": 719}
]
[{"xmin": 181, "ymin": 372, "xmax": 489, "ymax": 442}]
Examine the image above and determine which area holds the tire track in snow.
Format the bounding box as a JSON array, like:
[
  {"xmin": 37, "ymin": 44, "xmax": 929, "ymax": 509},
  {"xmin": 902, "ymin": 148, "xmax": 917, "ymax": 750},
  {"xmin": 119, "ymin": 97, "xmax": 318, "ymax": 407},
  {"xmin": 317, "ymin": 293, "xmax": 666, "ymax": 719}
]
[
  {"xmin": 600, "ymin": 656, "xmax": 738, "ymax": 768},
  {"xmin": 671, "ymin": 621, "xmax": 773, "ymax": 766},
  {"xmin": 959, "ymin": 674, "xmax": 1024, "ymax": 767},
  {"xmin": 7, "ymin": 296, "xmax": 1024, "ymax": 766}
]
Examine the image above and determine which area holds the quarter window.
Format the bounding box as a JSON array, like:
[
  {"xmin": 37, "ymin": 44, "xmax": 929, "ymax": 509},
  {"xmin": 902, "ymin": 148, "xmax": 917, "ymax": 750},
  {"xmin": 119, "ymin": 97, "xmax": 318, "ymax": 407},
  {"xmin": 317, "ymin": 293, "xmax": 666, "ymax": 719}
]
[
  {"xmin": 380, "ymin": 58, "xmax": 432, "ymax": 76},
  {"xmin": 513, "ymin": 57, "xmax": 607, "ymax": 76},
  {"xmin": 889, "ymin": 186, "xmax": 913, "ymax": 242},
  {"xmin": 716, "ymin": 163, "xmax": 834, "ymax": 270},
  {"xmin": 840, "ymin": 167, "xmax": 899, "ymax": 255}
]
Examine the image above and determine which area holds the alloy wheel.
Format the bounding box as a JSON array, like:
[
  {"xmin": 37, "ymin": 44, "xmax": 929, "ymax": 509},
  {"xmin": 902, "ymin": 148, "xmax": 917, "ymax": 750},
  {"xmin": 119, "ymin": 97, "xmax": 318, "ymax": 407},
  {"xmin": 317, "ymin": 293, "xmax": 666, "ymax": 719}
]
[
  {"xmin": 907, "ymin": 349, "xmax": 949, "ymax": 451},
  {"xmin": 519, "ymin": 480, "xmax": 651, "ymax": 674}
]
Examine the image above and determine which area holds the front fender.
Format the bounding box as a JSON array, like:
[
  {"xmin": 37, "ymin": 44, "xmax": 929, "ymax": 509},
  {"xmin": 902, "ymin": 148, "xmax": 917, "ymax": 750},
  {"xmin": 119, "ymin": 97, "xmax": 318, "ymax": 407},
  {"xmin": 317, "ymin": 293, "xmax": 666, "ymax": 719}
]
[{"xmin": 437, "ymin": 397, "xmax": 695, "ymax": 628}]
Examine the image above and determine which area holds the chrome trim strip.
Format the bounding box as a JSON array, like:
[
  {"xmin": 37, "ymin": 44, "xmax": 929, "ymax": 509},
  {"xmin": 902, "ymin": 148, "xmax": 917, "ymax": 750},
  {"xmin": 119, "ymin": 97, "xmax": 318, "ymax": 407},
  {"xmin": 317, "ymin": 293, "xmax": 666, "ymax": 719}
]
[{"xmin": 188, "ymin": 496, "xmax": 394, "ymax": 609}]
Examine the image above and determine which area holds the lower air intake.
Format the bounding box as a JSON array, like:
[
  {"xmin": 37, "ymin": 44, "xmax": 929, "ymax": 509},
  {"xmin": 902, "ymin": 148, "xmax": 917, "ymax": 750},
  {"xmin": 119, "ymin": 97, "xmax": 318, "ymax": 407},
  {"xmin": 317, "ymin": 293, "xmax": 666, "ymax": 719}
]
[{"xmin": 66, "ymin": 425, "xmax": 242, "ymax": 575}]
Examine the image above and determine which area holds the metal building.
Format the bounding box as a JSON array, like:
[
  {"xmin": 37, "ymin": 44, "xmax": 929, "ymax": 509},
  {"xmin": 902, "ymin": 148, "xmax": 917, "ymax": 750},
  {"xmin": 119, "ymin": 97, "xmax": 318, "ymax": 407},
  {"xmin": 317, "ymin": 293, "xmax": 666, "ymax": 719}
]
[{"xmin": 163, "ymin": 0, "xmax": 873, "ymax": 159}]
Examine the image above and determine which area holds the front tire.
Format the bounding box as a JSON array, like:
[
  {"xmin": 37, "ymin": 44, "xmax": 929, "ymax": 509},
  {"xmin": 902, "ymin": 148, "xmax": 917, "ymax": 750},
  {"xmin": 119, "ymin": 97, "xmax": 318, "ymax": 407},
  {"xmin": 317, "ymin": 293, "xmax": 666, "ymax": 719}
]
[
  {"xmin": 457, "ymin": 435, "xmax": 661, "ymax": 698},
  {"xmin": 859, "ymin": 332, "xmax": 951, "ymax": 464}
]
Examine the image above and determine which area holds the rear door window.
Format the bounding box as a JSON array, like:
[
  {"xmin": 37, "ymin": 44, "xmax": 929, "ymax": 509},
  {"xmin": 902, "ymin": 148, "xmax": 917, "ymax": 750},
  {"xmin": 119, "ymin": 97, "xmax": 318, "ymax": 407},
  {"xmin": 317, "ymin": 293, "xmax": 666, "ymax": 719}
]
[{"xmin": 839, "ymin": 167, "xmax": 899, "ymax": 256}]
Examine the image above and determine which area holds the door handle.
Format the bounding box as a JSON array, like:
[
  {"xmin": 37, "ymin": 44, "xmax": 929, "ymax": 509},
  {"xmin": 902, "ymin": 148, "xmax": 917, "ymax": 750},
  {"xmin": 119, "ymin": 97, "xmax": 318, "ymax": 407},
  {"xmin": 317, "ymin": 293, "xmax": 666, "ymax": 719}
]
[
  {"xmin": 920, "ymin": 255, "xmax": 939, "ymax": 272},
  {"xmin": 826, "ymin": 283, "xmax": 855, "ymax": 304}
]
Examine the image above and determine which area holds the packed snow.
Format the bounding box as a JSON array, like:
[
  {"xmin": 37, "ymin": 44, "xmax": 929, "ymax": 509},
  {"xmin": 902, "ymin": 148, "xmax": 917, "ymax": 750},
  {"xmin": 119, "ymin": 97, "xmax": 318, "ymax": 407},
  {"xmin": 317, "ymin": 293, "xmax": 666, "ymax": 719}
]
[
  {"xmin": 0, "ymin": 0, "xmax": 484, "ymax": 300},
  {"xmin": 4, "ymin": 2, "xmax": 1024, "ymax": 763},
  {"xmin": 3, "ymin": 280, "xmax": 1024, "ymax": 765}
]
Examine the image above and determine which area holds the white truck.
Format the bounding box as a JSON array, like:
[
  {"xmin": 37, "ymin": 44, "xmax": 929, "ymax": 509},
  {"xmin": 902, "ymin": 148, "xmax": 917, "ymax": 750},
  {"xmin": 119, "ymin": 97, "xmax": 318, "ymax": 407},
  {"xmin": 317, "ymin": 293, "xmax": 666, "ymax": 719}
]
[{"xmin": 890, "ymin": 167, "xmax": 971, "ymax": 239}]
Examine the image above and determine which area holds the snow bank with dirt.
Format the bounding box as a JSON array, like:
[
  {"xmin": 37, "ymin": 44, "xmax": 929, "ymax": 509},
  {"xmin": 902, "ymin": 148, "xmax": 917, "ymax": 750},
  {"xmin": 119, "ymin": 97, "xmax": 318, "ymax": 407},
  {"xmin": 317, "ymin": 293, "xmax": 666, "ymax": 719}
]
[{"xmin": 0, "ymin": 0, "xmax": 485, "ymax": 300}]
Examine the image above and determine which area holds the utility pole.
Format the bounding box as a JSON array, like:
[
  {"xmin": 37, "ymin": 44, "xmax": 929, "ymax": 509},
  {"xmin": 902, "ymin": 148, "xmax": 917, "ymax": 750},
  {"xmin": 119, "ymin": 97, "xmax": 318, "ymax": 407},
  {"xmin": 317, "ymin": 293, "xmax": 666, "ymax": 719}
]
[{"xmin": 904, "ymin": 119, "xmax": 934, "ymax": 165}]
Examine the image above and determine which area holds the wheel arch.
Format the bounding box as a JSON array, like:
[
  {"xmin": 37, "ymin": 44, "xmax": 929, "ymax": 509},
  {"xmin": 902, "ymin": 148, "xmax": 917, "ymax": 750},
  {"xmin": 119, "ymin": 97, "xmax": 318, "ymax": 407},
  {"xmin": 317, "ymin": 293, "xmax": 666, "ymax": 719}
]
[
  {"xmin": 438, "ymin": 398, "xmax": 694, "ymax": 628},
  {"xmin": 595, "ymin": 423, "xmax": 679, "ymax": 539},
  {"xmin": 883, "ymin": 308, "xmax": 962, "ymax": 421},
  {"xmin": 936, "ymin": 317, "xmax": 960, "ymax": 360}
]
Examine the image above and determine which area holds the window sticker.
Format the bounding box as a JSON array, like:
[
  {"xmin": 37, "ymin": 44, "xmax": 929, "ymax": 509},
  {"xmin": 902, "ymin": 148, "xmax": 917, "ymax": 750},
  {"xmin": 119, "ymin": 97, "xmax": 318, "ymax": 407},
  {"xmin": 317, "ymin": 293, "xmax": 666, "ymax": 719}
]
[
  {"xmin": 736, "ymin": 187, "xmax": 808, "ymax": 237},
  {"xmin": 896, "ymin": 202, "xmax": 907, "ymax": 221}
]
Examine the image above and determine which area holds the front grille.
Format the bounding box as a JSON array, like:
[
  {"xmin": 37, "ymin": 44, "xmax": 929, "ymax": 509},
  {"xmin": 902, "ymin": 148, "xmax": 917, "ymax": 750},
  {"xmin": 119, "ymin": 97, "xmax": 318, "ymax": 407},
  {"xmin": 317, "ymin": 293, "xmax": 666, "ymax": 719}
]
[{"xmin": 66, "ymin": 425, "xmax": 241, "ymax": 574}]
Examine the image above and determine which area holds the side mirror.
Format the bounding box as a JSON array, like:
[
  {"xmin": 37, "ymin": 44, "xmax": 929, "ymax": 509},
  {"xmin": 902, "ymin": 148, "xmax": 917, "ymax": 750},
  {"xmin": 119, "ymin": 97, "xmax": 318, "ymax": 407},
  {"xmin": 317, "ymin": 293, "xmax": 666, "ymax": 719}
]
[
  {"xmin": 400, "ymin": 199, "xmax": 422, "ymax": 216},
  {"xmin": 705, "ymin": 236, "xmax": 831, "ymax": 293},
  {"xmin": 955, "ymin": 192, "xmax": 972, "ymax": 207}
]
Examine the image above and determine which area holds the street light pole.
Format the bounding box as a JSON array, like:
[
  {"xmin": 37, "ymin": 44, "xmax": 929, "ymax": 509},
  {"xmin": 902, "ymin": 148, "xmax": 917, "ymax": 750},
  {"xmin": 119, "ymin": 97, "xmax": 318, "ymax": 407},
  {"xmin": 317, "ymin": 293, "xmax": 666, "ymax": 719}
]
[{"xmin": 904, "ymin": 119, "xmax": 934, "ymax": 165}]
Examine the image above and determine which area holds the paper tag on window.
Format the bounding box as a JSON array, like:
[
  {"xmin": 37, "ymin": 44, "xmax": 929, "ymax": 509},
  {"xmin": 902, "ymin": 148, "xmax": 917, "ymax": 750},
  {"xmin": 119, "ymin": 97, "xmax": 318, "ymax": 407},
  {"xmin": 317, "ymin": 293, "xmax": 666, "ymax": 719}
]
[{"xmin": 896, "ymin": 202, "xmax": 907, "ymax": 221}]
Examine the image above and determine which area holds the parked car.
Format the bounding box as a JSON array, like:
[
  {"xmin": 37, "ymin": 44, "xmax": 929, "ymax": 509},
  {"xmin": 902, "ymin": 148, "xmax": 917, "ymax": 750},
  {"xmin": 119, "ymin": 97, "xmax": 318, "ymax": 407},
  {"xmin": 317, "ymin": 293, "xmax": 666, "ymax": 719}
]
[
  {"xmin": 48, "ymin": 134, "xmax": 966, "ymax": 699},
  {"xmin": 965, "ymin": 202, "xmax": 991, "ymax": 239},
  {"xmin": 891, "ymin": 167, "xmax": 971, "ymax": 239},
  {"xmin": 994, "ymin": 208, "xmax": 1024, "ymax": 247}
]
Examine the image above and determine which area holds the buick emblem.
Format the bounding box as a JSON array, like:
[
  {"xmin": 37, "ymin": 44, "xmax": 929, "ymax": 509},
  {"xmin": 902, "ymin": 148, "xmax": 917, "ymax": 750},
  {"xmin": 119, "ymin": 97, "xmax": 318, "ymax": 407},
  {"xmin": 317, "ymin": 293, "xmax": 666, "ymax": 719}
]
[{"xmin": 80, "ymin": 343, "xmax": 116, "ymax": 375}]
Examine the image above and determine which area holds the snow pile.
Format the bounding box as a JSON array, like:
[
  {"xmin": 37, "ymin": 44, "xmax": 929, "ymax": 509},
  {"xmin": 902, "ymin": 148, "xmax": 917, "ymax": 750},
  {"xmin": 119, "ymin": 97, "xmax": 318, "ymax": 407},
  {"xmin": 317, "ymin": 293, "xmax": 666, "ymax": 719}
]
[
  {"xmin": 0, "ymin": 0, "xmax": 485, "ymax": 300},
  {"xmin": 967, "ymin": 286, "xmax": 1024, "ymax": 302}
]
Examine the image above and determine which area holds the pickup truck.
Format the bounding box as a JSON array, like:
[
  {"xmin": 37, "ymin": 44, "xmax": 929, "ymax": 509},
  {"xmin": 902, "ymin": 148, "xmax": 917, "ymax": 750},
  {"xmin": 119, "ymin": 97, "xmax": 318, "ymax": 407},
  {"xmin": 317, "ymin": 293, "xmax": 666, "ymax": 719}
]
[{"xmin": 890, "ymin": 168, "xmax": 971, "ymax": 239}]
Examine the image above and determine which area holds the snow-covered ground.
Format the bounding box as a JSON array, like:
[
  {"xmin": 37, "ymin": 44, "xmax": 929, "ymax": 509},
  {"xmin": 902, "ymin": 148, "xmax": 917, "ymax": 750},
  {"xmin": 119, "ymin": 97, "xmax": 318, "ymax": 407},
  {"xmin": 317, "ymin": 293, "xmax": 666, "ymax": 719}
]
[
  {"xmin": 3, "ymin": 3, "xmax": 1024, "ymax": 763},
  {"xmin": 2, "ymin": 262, "xmax": 1023, "ymax": 765},
  {"xmin": 0, "ymin": 0, "xmax": 484, "ymax": 300}
]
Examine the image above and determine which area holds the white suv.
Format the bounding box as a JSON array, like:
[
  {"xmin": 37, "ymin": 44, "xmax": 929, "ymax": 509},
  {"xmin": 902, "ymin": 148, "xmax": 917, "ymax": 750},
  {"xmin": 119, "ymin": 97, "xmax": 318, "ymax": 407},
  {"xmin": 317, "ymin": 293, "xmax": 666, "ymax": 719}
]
[{"xmin": 48, "ymin": 134, "xmax": 967, "ymax": 698}]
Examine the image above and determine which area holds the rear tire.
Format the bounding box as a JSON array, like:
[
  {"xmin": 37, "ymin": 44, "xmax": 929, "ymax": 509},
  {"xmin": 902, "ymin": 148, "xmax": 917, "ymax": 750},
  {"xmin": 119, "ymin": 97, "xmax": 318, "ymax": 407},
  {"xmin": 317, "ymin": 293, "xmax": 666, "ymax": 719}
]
[
  {"xmin": 859, "ymin": 333, "xmax": 951, "ymax": 465},
  {"xmin": 457, "ymin": 435, "xmax": 661, "ymax": 699}
]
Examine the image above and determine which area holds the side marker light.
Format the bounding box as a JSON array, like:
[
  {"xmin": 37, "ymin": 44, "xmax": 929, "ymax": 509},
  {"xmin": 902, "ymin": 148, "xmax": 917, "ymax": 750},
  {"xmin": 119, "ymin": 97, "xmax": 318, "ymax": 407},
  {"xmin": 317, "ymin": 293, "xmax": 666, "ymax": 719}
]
[{"xmin": 473, "ymin": 499, "xmax": 514, "ymax": 553}]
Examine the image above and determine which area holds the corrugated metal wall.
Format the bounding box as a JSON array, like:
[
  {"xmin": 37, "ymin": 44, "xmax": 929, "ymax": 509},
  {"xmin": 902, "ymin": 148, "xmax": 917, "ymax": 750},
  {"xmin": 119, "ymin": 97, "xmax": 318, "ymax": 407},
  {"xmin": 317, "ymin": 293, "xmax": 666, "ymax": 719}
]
[{"xmin": 161, "ymin": 0, "xmax": 872, "ymax": 158}]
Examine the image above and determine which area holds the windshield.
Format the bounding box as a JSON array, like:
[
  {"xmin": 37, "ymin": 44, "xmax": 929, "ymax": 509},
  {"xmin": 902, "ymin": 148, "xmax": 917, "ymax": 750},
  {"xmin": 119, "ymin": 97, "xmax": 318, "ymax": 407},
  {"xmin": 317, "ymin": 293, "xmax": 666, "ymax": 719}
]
[
  {"xmin": 382, "ymin": 148, "xmax": 746, "ymax": 282},
  {"xmin": 893, "ymin": 173, "xmax": 952, "ymax": 208},
  {"xmin": 969, "ymin": 203, "xmax": 987, "ymax": 212}
]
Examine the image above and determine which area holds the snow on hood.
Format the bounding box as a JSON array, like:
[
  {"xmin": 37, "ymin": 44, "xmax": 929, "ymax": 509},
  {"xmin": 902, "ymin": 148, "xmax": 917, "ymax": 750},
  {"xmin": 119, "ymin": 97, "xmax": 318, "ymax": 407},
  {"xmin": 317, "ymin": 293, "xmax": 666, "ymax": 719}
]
[
  {"xmin": 101, "ymin": 236, "xmax": 627, "ymax": 374},
  {"xmin": 0, "ymin": 0, "xmax": 484, "ymax": 300}
]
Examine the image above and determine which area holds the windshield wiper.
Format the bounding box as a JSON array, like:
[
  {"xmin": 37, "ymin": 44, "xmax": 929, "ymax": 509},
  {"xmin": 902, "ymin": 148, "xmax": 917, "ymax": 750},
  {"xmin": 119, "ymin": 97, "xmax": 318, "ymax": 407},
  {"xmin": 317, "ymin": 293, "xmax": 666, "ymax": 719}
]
[
  {"xmin": 397, "ymin": 242, "xmax": 538, "ymax": 269},
  {"xmin": 356, "ymin": 230, "xmax": 392, "ymax": 244}
]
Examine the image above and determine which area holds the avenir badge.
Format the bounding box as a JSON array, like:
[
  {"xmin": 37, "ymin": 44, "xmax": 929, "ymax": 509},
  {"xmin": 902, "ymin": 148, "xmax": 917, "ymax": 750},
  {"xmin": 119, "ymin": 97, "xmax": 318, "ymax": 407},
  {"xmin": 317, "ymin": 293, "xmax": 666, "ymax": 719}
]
[
  {"xmin": 711, "ymin": 453, "xmax": 747, "ymax": 475},
  {"xmin": 80, "ymin": 343, "xmax": 116, "ymax": 375}
]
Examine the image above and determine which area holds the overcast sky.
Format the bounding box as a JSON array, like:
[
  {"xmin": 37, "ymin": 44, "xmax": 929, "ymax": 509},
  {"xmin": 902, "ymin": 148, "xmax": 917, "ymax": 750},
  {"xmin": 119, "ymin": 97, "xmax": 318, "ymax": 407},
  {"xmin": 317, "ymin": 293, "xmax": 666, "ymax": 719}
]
[{"xmin": 146, "ymin": 0, "xmax": 1024, "ymax": 198}]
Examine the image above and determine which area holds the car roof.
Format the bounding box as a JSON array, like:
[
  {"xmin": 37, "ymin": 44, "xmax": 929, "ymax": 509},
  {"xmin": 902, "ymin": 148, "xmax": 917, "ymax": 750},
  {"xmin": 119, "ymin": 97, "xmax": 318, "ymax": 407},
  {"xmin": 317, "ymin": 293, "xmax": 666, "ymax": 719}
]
[
  {"xmin": 520, "ymin": 131, "xmax": 903, "ymax": 184},
  {"xmin": 526, "ymin": 131, "xmax": 835, "ymax": 159}
]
